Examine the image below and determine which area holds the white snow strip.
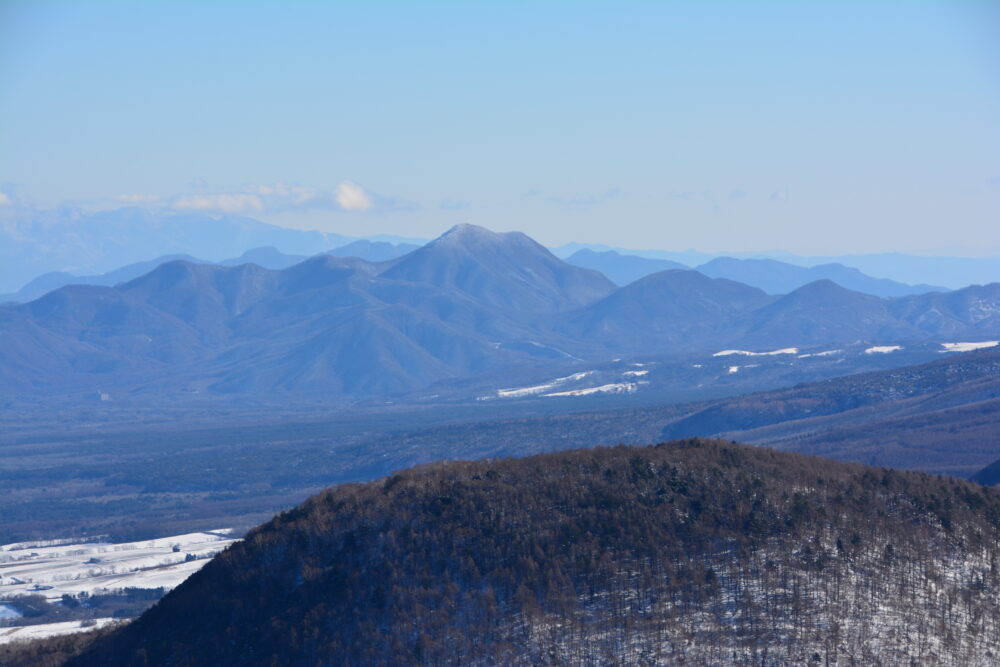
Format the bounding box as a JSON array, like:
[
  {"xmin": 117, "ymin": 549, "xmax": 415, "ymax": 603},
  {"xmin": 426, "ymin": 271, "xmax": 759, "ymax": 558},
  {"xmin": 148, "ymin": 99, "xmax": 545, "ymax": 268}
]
[
  {"xmin": 544, "ymin": 382, "xmax": 638, "ymax": 397},
  {"xmin": 713, "ymin": 347, "xmax": 798, "ymax": 357},
  {"xmin": 622, "ymin": 370, "xmax": 649, "ymax": 377},
  {"xmin": 0, "ymin": 618, "xmax": 118, "ymax": 645},
  {"xmin": 940, "ymin": 341, "xmax": 998, "ymax": 353},
  {"xmin": 798, "ymin": 349, "xmax": 841, "ymax": 358},
  {"xmin": 496, "ymin": 371, "xmax": 594, "ymax": 398},
  {"xmin": 864, "ymin": 345, "xmax": 902, "ymax": 354},
  {"xmin": 728, "ymin": 366, "xmax": 740, "ymax": 374}
]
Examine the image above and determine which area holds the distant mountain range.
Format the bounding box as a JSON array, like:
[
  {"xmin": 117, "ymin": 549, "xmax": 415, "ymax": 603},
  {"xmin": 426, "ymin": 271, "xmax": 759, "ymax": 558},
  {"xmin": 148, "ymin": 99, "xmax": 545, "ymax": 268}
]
[
  {"xmin": 564, "ymin": 248, "xmax": 946, "ymax": 296},
  {"xmin": 2, "ymin": 224, "xmax": 999, "ymax": 402},
  {"xmin": 4, "ymin": 206, "xmax": 996, "ymax": 296},
  {"xmin": 695, "ymin": 256, "xmax": 945, "ymax": 297},
  {"xmin": 0, "ymin": 241, "xmax": 420, "ymax": 304},
  {"xmin": 0, "ymin": 207, "xmax": 424, "ymax": 293},
  {"xmin": 554, "ymin": 242, "xmax": 1000, "ymax": 290},
  {"xmin": 562, "ymin": 249, "xmax": 689, "ymax": 285}
]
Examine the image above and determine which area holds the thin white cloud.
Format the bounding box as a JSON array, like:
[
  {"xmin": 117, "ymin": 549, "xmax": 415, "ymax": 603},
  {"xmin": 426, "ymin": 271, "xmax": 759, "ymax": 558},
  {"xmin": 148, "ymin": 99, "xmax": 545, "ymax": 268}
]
[
  {"xmin": 171, "ymin": 193, "xmax": 264, "ymax": 213},
  {"xmin": 162, "ymin": 181, "xmax": 381, "ymax": 215},
  {"xmin": 243, "ymin": 183, "xmax": 326, "ymax": 207},
  {"xmin": 0, "ymin": 193, "xmax": 10, "ymax": 206},
  {"xmin": 115, "ymin": 194, "xmax": 160, "ymax": 203},
  {"xmin": 334, "ymin": 181, "xmax": 373, "ymax": 211}
]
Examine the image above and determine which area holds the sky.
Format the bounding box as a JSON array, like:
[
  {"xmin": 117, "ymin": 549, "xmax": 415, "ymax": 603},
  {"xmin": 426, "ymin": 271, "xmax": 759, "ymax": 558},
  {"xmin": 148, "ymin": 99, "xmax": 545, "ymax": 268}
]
[{"xmin": 1, "ymin": 1, "xmax": 999, "ymax": 255}]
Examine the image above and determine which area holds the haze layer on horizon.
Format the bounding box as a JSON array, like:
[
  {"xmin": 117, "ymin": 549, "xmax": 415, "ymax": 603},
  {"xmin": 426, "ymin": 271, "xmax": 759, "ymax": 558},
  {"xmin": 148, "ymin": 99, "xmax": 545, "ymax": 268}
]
[{"xmin": 1, "ymin": 1, "xmax": 998, "ymax": 256}]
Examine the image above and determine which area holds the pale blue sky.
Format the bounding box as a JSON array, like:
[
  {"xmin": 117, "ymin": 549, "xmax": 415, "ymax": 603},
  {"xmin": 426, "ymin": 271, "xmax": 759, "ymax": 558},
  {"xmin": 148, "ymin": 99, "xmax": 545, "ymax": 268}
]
[{"xmin": 2, "ymin": 1, "xmax": 998, "ymax": 254}]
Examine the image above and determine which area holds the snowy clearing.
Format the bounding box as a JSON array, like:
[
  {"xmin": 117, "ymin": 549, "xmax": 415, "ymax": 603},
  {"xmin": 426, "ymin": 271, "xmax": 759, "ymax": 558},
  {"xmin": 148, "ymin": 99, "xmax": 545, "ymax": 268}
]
[
  {"xmin": 0, "ymin": 530, "xmax": 239, "ymax": 603},
  {"xmin": 544, "ymin": 382, "xmax": 638, "ymax": 397},
  {"xmin": 864, "ymin": 345, "xmax": 902, "ymax": 354},
  {"xmin": 622, "ymin": 370, "xmax": 649, "ymax": 377},
  {"xmin": 494, "ymin": 371, "xmax": 594, "ymax": 399},
  {"xmin": 713, "ymin": 347, "xmax": 798, "ymax": 357},
  {"xmin": 0, "ymin": 618, "xmax": 118, "ymax": 645},
  {"xmin": 797, "ymin": 349, "xmax": 841, "ymax": 358},
  {"xmin": 940, "ymin": 341, "xmax": 998, "ymax": 353}
]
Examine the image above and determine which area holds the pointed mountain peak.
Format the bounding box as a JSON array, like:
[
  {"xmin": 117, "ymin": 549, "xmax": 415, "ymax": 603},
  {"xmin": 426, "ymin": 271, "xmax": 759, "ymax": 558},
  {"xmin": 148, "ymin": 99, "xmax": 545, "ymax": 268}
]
[{"xmin": 380, "ymin": 225, "xmax": 615, "ymax": 311}]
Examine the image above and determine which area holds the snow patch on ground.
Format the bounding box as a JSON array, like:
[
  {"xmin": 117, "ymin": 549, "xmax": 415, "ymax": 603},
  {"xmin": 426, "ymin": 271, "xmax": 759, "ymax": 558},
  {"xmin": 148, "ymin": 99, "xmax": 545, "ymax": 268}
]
[
  {"xmin": 864, "ymin": 345, "xmax": 902, "ymax": 354},
  {"xmin": 940, "ymin": 341, "xmax": 998, "ymax": 353},
  {"xmin": 713, "ymin": 347, "xmax": 798, "ymax": 357},
  {"xmin": 798, "ymin": 349, "xmax": 841, "ymax": 358},
  {"xmin": 494, "ymin": 371, "xmax": 595, "ymax": 399},
  {"xmin": 0, "ymin": 618, "xmax": 118, "ymax": 645},
  {"xmin": 727, "ymin": 366, "xmax": 740, "ymax": 374},
  {"xmin": 544, "ymin": 382, "xmax": 639, "ymax": 397},
  {"xmin": 0, "ymin": 530, "xmax": 239, "ymax": 603},
  {"xmin": 622, "ymin": 370, "xmax": 649, "ymax": 377}
]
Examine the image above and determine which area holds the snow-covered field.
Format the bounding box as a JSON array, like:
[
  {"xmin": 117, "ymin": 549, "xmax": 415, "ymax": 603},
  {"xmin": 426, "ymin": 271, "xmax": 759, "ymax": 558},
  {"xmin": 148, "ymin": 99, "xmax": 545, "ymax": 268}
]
[
  {"xmin": 0, "ymin": 618, "xmax": 118, "ymax": 645},
  {"xmin": 940, "ymin": 340, "xmax": 998, "ymax": 352},
  {"xmin": 864, "ymin": 345, "xmax": 903, "ymax": 354},
  {"xmin": 495, "ymin": 371, "xmax": 594, "ymax": 398},
  {"xmin": 0, "ymin": 529, "xmax": 240, "ymax": 643},
  {"xmin": 713, "ymin": 347, "xmax": 798, "ymax": 357},
  {"xmin": 0, "ymin": 530, "xmax": 239, "ymax": 602},
  {"xmin": 545, "ymin": 382, "xmax": 639, "ymax": 397}
]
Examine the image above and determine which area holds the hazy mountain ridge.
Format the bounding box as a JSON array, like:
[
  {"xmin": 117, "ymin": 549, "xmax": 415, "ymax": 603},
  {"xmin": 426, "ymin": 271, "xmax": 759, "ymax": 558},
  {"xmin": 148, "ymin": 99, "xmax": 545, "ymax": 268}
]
[
  {"xmin": 3, "ymin": 225, "xmax": 1000, "ymax": 402},
  {"xmin": 696, "ymin": 256, "xmax": 946, "ymax": 297},
  {"xmin": 556, "ymin": 242, "xmax": 1000, "ymax": 291},
  {"xmin": 0, "ymin": 208, "xmax": 349, "ymax": 293},
  {"xmin": 0, "ymin": 242, "xmax": 421, "ymax": 304},
  {"xmin": 70, "ymin": 439, "xmax": 1000, "ymax": 665},
  {"xmin": 564, "ymin": 249, "xmax": 947, "ymax": 296},
  {"xmin": 564, "ymin": 248, "xmax": 689, "ymax": 285}
]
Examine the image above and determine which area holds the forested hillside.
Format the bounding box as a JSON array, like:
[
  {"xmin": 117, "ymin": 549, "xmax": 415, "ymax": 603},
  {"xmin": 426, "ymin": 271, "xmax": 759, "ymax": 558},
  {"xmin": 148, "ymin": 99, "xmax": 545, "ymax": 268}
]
[{"xmin": 73, "ymin": 439, "xmax": 1000, "ymax": 666}]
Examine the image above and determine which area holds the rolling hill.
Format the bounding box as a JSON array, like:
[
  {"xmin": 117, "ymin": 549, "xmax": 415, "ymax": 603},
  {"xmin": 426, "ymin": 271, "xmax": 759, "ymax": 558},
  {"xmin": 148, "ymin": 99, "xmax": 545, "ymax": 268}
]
[{"xmin": 69, "ymin": 439, "xmax": 1000, "ymax": 665}]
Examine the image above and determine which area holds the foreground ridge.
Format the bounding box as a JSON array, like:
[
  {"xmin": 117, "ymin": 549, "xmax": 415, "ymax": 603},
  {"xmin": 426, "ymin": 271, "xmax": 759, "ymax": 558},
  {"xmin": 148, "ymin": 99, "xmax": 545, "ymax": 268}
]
[{"xmin": 74, "ymin": 439, "xmax": 1000, "ymax": 665}]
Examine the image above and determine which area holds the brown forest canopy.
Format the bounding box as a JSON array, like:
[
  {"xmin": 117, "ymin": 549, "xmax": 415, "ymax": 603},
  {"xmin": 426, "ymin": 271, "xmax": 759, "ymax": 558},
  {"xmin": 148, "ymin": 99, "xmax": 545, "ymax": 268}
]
[{"xmin": 73, "ymin": 439, "xmax": 1000, "ymax": 666}]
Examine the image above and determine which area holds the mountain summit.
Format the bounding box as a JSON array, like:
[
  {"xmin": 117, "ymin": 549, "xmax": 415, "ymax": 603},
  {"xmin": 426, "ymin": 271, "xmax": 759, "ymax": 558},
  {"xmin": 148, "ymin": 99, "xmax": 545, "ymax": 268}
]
[{"xmin": 380, "ymin": 224, "xmax": 616, "ymax": 312}]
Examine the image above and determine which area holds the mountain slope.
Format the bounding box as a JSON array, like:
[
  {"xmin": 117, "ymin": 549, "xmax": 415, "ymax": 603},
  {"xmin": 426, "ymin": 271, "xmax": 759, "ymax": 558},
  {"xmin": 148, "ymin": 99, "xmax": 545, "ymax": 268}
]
[
  {"xmin": 973, "ymin": 458, "xmax": 1000, "ymax": 486},
  {"xmin": 563, "ymin": 248, "xmax": 688, "ymax": 285},
  {"xmin": 733, "ymin": 279, "xmax": 918, "ymax": 348},
  {"xmin": 557, "ymin": 269, "xmax": 773, "ymax": 351},
  {"xmin": 890, "ymin": 283, "xmax": 1000, "ymax": 335},
  {"xmin": 659, "ymin": 346, "xmax": 1000, "ymax": 476},
  {"xmin": 73, "ymin": 439, "xmax": 1000, "ymax": 666},
  {"xmin": 697, "ymin": 256, "xmax": 945, "ymax": 297},
  {"xmin": 0, "ymin": 240, "xmax": 588, "ymax": 398}
]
